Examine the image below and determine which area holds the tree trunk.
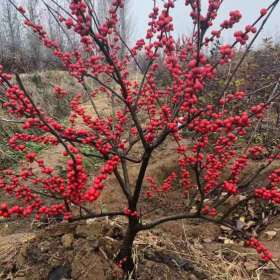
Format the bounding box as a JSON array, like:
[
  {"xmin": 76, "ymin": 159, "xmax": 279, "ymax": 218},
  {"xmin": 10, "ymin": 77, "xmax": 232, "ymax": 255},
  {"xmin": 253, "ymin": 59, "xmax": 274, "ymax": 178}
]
[{"xmin": 116, "ymin": 219, "xmax": 138, "ymax": 273}]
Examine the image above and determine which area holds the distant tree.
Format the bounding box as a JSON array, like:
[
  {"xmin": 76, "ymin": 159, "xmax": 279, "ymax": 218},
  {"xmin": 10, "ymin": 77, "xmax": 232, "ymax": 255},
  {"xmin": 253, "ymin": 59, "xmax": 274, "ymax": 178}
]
[
  {"xmin": 25, "ymin": 0, "xmax": 42, "ymax": 69},
  {"xmin": 119, "ymin": 0, "xmax": 132, "ymax": 59},
  {"xmin": 0, "ymin": 0, "xmax": 22, "ymax": 70}
]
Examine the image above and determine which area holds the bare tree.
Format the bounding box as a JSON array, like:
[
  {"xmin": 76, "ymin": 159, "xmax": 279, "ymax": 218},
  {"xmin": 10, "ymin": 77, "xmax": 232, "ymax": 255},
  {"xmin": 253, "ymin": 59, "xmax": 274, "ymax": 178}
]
[
  {"xmin": 0, "ymin": 0, "xmax": 132, "ymax": 71},
  {"xmin": 0, "ymin": 0, "xmax": 22, "ymax": 69},
  {"xmin": 24, "ymin": 0, "xmax": 42, "ymax": 69},
  {"xmin": 119, "ymin": 0, "xmax": 132, "ymax": 59}
]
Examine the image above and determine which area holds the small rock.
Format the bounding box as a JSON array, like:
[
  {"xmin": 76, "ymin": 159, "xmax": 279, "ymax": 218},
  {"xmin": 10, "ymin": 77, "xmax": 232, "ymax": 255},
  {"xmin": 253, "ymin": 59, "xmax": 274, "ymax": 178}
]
[
  {"xmin": 188, "ymin": 274, "xmax": 198, "ymax": 280},
  {"xmin": 48, "ymin": 266, "xmax": 71, "ymax": 280},
  {"xmin": 239, "ymin": 216, "xmax": 246, "ymax": 222},
  {"xmin": 75, "ymin": 222, "xmax": 103, "ymax": 241},
  {"xmin": 220, "ymin": 225, "xmax": 232, "ymax": 232},
  {"xmin": 61, "ymin": 233, "xmax": 74, "ymax": 249},
  {"xmin": 190, "ymin": 207, "xmax": 197, "ymax": 214},
  {"xmin": 264, "ymin": 231, "xmax": 277, "ymax": 240},
  {"xmin": 202, "ymin": 238, "xmax": 212, "ymax": 244},
  {"xmin": 14, "ymin": 271, "xmax": 26, "ymax": 277},
  {"xmin": 224, "ymin": 238, "xmax": 234, "ymax": 245},
  {"xmin": 86, "ymin": 218, "xmax": 96, "ymax": 225}
]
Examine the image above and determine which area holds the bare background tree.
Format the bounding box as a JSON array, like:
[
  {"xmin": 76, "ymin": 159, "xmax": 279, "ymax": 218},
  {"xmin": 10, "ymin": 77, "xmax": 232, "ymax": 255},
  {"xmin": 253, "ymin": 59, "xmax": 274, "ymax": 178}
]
[
  {"xmin": 119, "ymin": 0, "xmax": 132, "ymax": 59},
  {"xmin": 25, "ymin": 0, "xmax": 43, "ymax": 69},
  {"xmin": 0, "ymin": 0, "xmax": 22, "ymax": 70},
  {"xmin": 0, "ymin": 0, "xmax": 132, "ymax": 71}
]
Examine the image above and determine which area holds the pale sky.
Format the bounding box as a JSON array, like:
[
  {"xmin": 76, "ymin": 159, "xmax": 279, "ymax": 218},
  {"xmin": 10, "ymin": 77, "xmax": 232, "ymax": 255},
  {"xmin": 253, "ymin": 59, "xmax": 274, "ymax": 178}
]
[{"xmin": 130, "ymin": 0, "xmax": 280, "ymax": 45}]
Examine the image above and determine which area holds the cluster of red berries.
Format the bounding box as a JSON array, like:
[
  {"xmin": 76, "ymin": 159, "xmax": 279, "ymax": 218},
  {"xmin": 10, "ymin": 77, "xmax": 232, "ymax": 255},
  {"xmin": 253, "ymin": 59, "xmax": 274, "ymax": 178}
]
[
  {"xmin": 3, "ymin": 85, "xmax": 35, "ymax": 116},
  {"xmin": 223, "ymin": 181, "xmax": 238, "ymax": 194},
  {"xmin": 53, "ymin": 86, "xmax": 67, "ymax": 97},
  {"xmin": 234, "ymin": 31, "xmax": 249, "ymax": 45},
  {"xmin": 8, "ymin": 133, "xmax": 58, "ymax": 151},
  {"xmin": 84, "ymin": 156, "xmax": 120, "ymax": 202},
  {"xmin": 220, "ymin": 10, "xmax": 242, "ymax": 29},
  {"xmin": 203, "ymin": 154, "xmax": 223, "ymax": 193},
  {"xmin": 124, "ymin": 208, "xmax": 139, "ymax": 218},
  {"xmin": 246, "ymin": 238, "xmax": 272, "ymax": 262},
  {"xmin": 255, "ymin": 188, "xmax": 280, "ymax": 204},
  {"xmin": 35, "ymin": 204, "xmax": 66, "ymax": 221},
  {"xmin": 17, "ymin": 6, "xmax": 26, "ymax": 14},
  {"xmin": 145, "ymin": 176, "xmax": 158, "ymax": 199},
  {"xmin": 269, "ymin": 168, "xmax": 280, "ymax": 186},
  {"xmin": 66, "ymin": 153, "xmax": 88, "ymax": 204},
  {"xmin": 202, "ymin": 205, "xmax": 217, "ymax": 217},
  {"xmin": 219, "ymin": 44, "xmax": 235, "ymax": 64},
  {"xmin": 251, "ymin": 103, "xmax": 267, "ymax": 118},
  {"xmin": 116, "ymin": 256, "xmax": 128, "ymax": 269},
  {"xmin": 161, "ymin": 172, "xmax": 177, "ymax": 192},
  {"xmin": 231, "ymin": 156, "xmax": 248, "ymax": 178},
  {"xmin": 248, "ymin": 146, "xmax": 266, "ymax": 159}
]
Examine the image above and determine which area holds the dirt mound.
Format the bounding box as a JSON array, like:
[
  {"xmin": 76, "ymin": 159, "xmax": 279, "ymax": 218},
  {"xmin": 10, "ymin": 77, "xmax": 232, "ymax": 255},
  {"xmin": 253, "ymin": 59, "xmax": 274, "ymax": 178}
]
[
  {"xmin": 0, "ymin": 219, "xmax": 217, "ymax": 280},
  {"xmin": 1, "ymin": 216, "xmax": 280, "ymax": 280},
  {"xmin": 0, "ymin": 220, "xmax": 124, "ymax": 280}
]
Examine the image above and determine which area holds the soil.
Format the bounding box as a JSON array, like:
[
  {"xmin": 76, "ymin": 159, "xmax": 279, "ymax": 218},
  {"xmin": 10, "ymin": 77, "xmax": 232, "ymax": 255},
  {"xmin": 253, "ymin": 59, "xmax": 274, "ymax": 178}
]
[{"xmin": 1, "ymin": 216, "xmax": 280, "ymax": 280}]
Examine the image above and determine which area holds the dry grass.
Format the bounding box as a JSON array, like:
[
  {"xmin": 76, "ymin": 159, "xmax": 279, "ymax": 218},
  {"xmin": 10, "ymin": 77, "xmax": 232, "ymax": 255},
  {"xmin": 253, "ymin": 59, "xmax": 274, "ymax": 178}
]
[
  {"xmin": 127, "ymin": 220, "xmax": 268, "ymax": 280},
  {"xmin": 161, "ymin": 221, "xmax": 274, "ymax": 280}
]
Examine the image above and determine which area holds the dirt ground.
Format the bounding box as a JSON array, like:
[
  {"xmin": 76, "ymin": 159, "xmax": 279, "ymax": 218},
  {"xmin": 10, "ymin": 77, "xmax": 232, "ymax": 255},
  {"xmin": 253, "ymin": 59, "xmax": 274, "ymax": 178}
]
[{"xmin": 1, "ymin": 215, "xmax": 280, "ymax": 280}]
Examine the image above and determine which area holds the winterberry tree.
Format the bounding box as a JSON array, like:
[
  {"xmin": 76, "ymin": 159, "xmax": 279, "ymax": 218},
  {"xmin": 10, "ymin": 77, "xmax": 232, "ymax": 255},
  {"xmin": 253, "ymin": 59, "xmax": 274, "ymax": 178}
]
[{"xmin": 0, "ymin": 0, "xmax": 280, "ymax": 274}]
